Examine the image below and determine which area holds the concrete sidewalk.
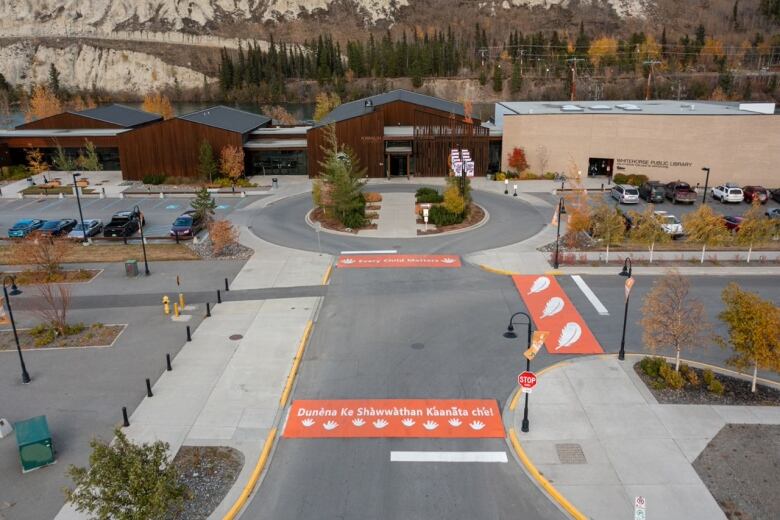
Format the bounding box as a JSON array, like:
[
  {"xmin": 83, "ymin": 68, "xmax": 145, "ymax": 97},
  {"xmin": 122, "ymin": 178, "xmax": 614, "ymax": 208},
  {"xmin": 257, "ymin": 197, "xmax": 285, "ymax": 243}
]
[
  {"xmin": 509, "ymin": 355, "xmax": 780, "ymax": 520},
  {"xmin": 359, "ymin": 192, "xmax": 418, "ymax": 238}
]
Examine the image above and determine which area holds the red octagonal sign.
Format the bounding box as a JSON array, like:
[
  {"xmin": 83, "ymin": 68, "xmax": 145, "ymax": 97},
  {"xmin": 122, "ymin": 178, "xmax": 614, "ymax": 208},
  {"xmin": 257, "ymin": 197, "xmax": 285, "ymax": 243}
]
[{"xmin": 518, "ymin": 371, "xmax": 537, "ymax": 391}]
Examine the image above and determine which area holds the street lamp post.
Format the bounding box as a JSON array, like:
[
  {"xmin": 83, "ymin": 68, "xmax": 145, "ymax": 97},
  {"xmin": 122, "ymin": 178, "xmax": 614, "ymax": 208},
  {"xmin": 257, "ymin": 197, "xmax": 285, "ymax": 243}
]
[
  {"xmin": 553, "ymin": 197, "xmax": 565, "ymax": 269},
  {"xmin": 133, "ymin": 205, "xmax": 150, "ymax": 276},
  {"xmin": 701, "ymin": 167, "xmax": 710, "ymax": 204},
  {"xmin": 3, "ymin": 276, "xmax": 31, "ymax": 384},
  {"xmin": 72, "ymin": 173, "xmax": 87, "ymax": 244},
  {"xmin": 505, "ymin": 312, "xmax": 532, "ymax": 432},
  {"xmin": 618, "ymin": 258, "xmax": 634, "ymax": 361}
]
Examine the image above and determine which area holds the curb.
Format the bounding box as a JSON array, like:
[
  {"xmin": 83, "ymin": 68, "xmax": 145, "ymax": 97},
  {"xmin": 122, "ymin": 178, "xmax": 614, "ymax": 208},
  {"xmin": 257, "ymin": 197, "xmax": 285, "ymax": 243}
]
[
  {"xmin": 279, "ymin": 320, "xmax": 313, "ymax": 407},
  {"xmin": 222, "ymin": 427, "xmax": 277, "ymax": 520},
  {"xmin": 478, "ymin": 264, "xmax": 518, "ymax": 276},
  {"xmin": 321, "ymin": 263, "xmax": 333, "ymax": 285}
]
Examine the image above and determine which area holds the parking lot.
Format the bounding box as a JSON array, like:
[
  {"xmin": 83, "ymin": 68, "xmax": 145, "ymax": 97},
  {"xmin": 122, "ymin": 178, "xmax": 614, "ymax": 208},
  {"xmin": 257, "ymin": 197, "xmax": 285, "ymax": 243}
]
[{"xmin": 0, "ymin": 195, "xmax": 264, "ymax": 237}]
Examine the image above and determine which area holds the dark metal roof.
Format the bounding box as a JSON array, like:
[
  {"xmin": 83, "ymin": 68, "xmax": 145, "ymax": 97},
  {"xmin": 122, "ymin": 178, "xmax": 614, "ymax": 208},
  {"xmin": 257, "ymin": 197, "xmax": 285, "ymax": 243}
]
[
  {"xmin": 317, "ymin": 89, "xmax": 466, "ymax": 126},
  {"xmin": 178, "ymin": 106, "xmax": 271, "ymax": 134},
  {"xmin": 74, "ymin": 104, "xmax": 162, "ymax": 127}
]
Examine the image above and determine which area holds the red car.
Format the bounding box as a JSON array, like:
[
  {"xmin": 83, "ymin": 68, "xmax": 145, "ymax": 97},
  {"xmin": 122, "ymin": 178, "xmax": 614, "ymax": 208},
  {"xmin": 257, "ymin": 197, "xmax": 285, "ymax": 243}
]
[
  {"xmin": 742, "ymin": 185, "xmax": 769, "ymax": 204},
  {"xmin": 722, "ymin": 215, "xmax": 744, "ymax": 232}
]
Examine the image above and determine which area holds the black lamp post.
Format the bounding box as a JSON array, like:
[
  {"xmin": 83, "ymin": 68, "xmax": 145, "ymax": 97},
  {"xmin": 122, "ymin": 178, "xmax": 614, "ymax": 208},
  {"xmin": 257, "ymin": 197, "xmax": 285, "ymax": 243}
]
[
  {"xmin": 505, "ymin": 311, "xmax": 533, "ymax": 432},
  {"xmin": 553, "ymin": 197, "xmax": 565, "ymax": 269},
  {"xmin": 701, "ymin": 167, "xmax": 710, "ymax": 204},
  {"xmin": 618, "ymin": 258, "xmax": 633, "ymax": 361},
  {"xmin": 3, "ymin": 276, "xmax": 31, "ymax": 384},
  {"xmin": 133, "ymin": 205, "xmax": 150, "ymax": 276},
  {"xmin": 72, "ymin": 172, "xmax": 87, "ymax": 243}
]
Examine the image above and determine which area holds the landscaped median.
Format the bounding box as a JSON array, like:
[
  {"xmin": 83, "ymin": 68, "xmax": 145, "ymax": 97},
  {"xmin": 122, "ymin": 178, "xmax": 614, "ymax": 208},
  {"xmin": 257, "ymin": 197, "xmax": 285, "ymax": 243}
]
[
  {"xmin": 0, "ymin": 323, "xmax": 125, "ymax": 350},
  {"xmin": 0, "ymin": 242, "xmax": 200, "ymax": 264}
]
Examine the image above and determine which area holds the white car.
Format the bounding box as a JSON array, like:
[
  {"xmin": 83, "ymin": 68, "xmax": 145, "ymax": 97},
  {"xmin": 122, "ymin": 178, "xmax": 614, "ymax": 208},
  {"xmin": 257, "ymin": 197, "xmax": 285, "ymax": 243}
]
[
  {"xmin": 611, "ymin": 184, "xmax": 640, "ymax": 204},
  {"xmin": 654, "ymin": 211, "xmax": 684, "ymax": 238},
  {"xmin": 711, "ymin": 184, "xmax": 744, "ymax": 203}
]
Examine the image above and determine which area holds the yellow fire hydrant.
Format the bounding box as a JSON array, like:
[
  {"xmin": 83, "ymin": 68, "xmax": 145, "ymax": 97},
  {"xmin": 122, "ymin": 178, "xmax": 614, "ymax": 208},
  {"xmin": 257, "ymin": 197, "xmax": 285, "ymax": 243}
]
[
  {"xmin": 173, "ymin": 302, "xmax": 180, "ymax": 317},
  {"xmin": 162, "ymin": 295, "xmax": 170, "ymax": 315},
  {"xmin": 178, "ymin": 293, "xmax": 185, "ymax": 309}
]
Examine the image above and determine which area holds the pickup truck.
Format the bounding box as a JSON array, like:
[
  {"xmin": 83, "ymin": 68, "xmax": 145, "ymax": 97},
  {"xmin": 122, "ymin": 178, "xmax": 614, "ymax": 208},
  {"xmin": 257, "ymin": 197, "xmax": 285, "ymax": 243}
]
[
  {"xmin": 664, "ymin": 181, "xmax": 697, "ymax": 204},
  {"xmin": 103, "ymin": 211, "xmax": 141, "ymax": 237}
]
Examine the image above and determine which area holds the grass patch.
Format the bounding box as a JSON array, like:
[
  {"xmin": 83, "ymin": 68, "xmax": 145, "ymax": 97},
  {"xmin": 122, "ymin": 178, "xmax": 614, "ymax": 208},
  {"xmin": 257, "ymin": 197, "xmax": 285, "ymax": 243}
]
[
  {"xmin": 4, "ymin": 269, "xmax": 99, "ymax": 284},
  {"xmin": 21, "ymin": 186, "xmax": 96, "ymax": 195},
  {"xmin": 0, "ymin": 243, "xmax": 200, "ymax": 264},
  {"xmin": 0, "ymin": 323, "xmax": 124, "ymax": 350}
]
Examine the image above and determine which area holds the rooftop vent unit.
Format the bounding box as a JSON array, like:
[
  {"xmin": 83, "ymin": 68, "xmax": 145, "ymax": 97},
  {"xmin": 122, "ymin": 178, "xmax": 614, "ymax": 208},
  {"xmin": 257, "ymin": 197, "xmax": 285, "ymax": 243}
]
[
  {"xmin": 588, "ymin": 105, "xmax": 612, "ymax": 111},
  {"xmin": 616, "ymin": 104, "xmax": 642, "ymax": 111},
  {"xmin": 561, "ymin": 104, "xmax": 584, "ymax": 112}
]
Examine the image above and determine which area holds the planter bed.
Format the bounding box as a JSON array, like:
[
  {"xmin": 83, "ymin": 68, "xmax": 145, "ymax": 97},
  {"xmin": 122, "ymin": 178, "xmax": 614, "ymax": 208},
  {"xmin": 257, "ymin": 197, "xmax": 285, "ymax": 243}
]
[
  {"xmin": 3, "ymin": 269, "xmax": 100, "ymax": 284},
  {"xmin": 417, "ymin": 203, "xmax": 485, "ymax": 235},
  {"xmin": 0, "ymin": 323, "xmax": 125, "ymax": 350},
  {"xmin": 0, "ymin": 243, "xmax": 199, "ymax": 263},
  {"xmin": 310, "ymin": 207, "xmax": 377, "ymax": 234},
  {"xmin": 172, "ymin": 446, "xmax": 244, "ymax": 520}
]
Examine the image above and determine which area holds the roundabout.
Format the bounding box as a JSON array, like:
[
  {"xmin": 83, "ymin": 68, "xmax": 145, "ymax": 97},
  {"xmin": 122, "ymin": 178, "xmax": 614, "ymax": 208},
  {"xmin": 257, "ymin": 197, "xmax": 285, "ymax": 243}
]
[{"xmin": 248, "ymin": 183, "xmax": 552, "ymax": 255}]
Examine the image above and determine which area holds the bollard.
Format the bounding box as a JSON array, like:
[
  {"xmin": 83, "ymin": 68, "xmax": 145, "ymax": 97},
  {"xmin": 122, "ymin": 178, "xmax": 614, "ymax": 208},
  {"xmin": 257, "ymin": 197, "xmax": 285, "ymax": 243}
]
[
  {"xmin": 146, "ymin": 378, "xmax": 153, "ymax": 397},
  {"xmin": 601, "ymin": 183, "xmax": 604, "ymax": 192},
  {"xmin": 159, "ymin": 192, "xmax": 164, "ymax": 199},
  {"xmin": 174, "ymin": 231, "xmax": 179, "ymax": 244},
  {"xmin": 166, "ymin": 353, "xmax": 172, "ymax": 371},
  {"xmin": 561, "ymin": 181, "xmax": 565, "ymax": 191},
  {"xmin": 206, "ymin": 302, "xmax": 211, "ymax": 317},
  {"xmin": 178, "ymin": 293, "xmax": 185, "ymax": 308},
  {"xmin": 122, "ymin": 406, "xmax": 130, "ymax": 427},
  {"xmin": 224, "ymin": 278, "xmax": 230, "ymax": 291},
  {"xmin": 186, "ymin": 326, "xmax": 192, "ymax": 342},
  {"xmin": 217, "ymin": 289, "xmax": 222, "ymax": 304},
  {"xmin": 173, "ymin": 302, "xmax": 180, "ymax": 317},
  {"xmin": 163, "ymin": 295, "xmax": 170, "ymax": 315}
]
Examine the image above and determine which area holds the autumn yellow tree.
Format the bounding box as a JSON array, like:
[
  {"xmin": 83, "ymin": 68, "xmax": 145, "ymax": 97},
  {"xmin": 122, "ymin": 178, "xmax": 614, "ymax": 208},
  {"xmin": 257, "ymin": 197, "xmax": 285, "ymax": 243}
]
[
  {"xmin": 734, "ymin": 201, "xmax": 775, "ymax": 262},
  {"xmin": 208, "ymin": 220, "xmax": 239, "ymax": 256},
  {"xmin": 219, "ymin": 145, "xmax": 245, "ymax": 188},
  {"xmin": 641, "ymin": 270, "xmax": 709, "ymax": 371},
  {"xmin": 682, "ymin": 204, "xmax": 730, "ymax": 263},
  {"xmin": 142, "ymin": 92, "xmax": 174, "ymax": 120},
  {"xmin": 26, "ymin": 148, "xmax": 49, "ymax": 176},
  {"xmin": 639, "ymin": 35, "xmax": 662, "ymax": 60},
  {"xmin": 261, "ymin": 105, "xmax": 297, "ymax": 125},
  {"xmin": 588, "ymin": 37, "xmax": 618, "ymax": 69},
  {"xmin": 628, "ymin": 205, "xmax": 671, "ymax": 263},
  {"xmin": 25, "ymin": 85, "xmax": 62, "ymax": 122},
  {"xmin": 561, "ymin": 165, "xmax": 591, "ymax": 247},
  {"xmin": 701, "ymin": 37, "xmax": 726, "ymax": 65},
  {"xmin": 313, "ymin": 93, "xmax": 342, "ymax": 121}
]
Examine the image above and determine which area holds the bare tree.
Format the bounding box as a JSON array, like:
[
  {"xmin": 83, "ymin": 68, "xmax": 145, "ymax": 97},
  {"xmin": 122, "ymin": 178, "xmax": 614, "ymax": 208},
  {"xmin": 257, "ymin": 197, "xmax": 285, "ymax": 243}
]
[
  {"xmin": 208, "ymin": 220, "xmax": 239, "ymax": 256},
  {"xmin": 11, "ymin": 232, "xmax": 70, "ymax": 280},
  {"xmin": 640, "ymin": 270, "xmax": 709, "ymax": 371},
  {"xmin": 32, "ymin": 282, "xmax": 71, "ymax": 336},
  {"xmin": 536, "ymin": 145, "xmax": 550, "ymax": 176}
]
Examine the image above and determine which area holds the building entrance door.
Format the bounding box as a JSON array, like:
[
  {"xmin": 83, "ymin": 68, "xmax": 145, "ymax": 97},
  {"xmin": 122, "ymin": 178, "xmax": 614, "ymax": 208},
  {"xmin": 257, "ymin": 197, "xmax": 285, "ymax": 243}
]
[
  {"xmin": 588, "ymin": 157, "xmax": 613, "ymax": 178},
  {"xmin": 389, "ymin": 155, "xmax": 409, "ymax": 176}
]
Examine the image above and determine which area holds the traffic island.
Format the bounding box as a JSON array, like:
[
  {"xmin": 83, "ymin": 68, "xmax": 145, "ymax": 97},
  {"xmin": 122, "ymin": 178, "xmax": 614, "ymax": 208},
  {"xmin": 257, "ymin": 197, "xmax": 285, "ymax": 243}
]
[
  {"xmin": 0, "ymin": 323, "xmax": 125, "ymax": 350},
  {"xmin": 416, "ymin": 202, "xmax": 486, "ymax": 235}
]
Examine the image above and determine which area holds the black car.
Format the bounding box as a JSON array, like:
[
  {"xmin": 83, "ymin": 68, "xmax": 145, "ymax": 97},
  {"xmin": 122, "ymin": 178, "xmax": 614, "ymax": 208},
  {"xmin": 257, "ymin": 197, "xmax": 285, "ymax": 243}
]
[
  {"xmin": 638, "ymin": 181, "xmax": 665, "ymax": 203},
  {"xmin": 170, "ymin": 210, "xmax": 204, "ymax": 237},
  {"xmin": 771, "ymin": 188, "xmax": 780, "ymax": 203},
  {"xmin": 38, "ymin": 219, "xmax": 77, "ymax": 236},
  {"xmin": 103, "ymin": 211, "xmax": 143, "ymax": 237}
]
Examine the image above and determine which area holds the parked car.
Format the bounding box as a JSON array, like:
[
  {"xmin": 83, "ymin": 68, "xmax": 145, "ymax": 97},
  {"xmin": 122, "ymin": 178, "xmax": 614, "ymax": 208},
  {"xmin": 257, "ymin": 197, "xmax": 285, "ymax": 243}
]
[
  {"xmin": 742, "ymin": 185, "xmax": 769, "ymax": 204},
  {"xmin": 8, "ymin": 219, "xmax": 45, "ymax": 238},
  {"xmin": 639, "ymin": 181, "xmax": 666, "ymax": 203},
  {"xmin": 770, "ymin": 188, "xmax": 780, "ymax": 203},
  {"xmin": 722, "ymin": 215, "xmax": 744, "ymax": 232},
  {"xmin": 169, "ymin": 210, "xmax": 204, "ymax": 237},
  {"xmin": 103, "ymin": 211, "xmax": 142, "ymax": 237},
  {"xmin": 68, "ymin": 219, "xmax": 103, "ymax": 240},
  {"xmin": 664, "ymin": 181, "xmax": 697, "ymax": 204},
  {"xmin": 611, "ymin": 184, "xmax": 640, "ymax": 204},
  {"xmin": 766, "ymin": 208, "xmax": 780, "ymax": 220},
  {"xmin": 654, "ymin": 211, "xmax": 684, "ymax": 239},
  {"xmin": 38, "ymin": 218, "xmax": 77, "ymax": 236},
  {"xmin": 711, "ymin": 184, "xmax": 744, "ymax": 203}
]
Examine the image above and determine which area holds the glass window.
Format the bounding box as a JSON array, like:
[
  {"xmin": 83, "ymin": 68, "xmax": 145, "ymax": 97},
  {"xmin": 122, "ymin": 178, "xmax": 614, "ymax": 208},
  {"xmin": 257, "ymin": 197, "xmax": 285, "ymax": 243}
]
[{"xmin": 250, "ymin": 150, "xmax": 307, "ymax": 175}]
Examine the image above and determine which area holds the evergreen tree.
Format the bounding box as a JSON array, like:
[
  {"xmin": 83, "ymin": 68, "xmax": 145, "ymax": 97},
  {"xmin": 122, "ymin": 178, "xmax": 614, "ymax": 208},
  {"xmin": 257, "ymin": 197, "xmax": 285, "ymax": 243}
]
[
  {"xmin": 492, "ymin": 63, "xmax": 503, "ymax": 93},
  {"xmin": 197, "ymin": 140, "xmax": 217, "ymax": 182},
  {"xmin": 48, "ymin": 64, "xmax": 61, "ymax": 94},
  {"xmin": 190, "ymin": 187, "xmax": 217, "ymax": 222},
  {"xmin": 510, "ymin": 61, "xmax": 522, "ymax": 94}
]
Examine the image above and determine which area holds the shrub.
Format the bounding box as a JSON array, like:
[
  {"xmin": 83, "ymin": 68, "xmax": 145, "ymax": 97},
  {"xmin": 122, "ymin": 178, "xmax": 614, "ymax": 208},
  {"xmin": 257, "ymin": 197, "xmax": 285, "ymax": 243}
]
[
  {"xmin": 33, "ymin": 327, "xmax": 56, "ymax": 347},
  {"xmin": 543, "ymin": 171, "xmax": 557, "ymax": 180},
  {"xmin": 707, "ymin": 379, "xmax": 725, "ymax": 395},
  {"xmin": 443, "ymin": 186, "xmax": 466, "ymax": 215},
  {"xmin": 211, "ymin": 177, "xmax": 256, "ymax": 188},
  {"xmin": 702, "ymin": 368, "xmax": 715, "ymax": 386},
  {"xmin": 1, "ymin": 165, "xmax": 30, "ymax": 181},
  {"xmin": 495, "ymin": 172, "xmax": 507, "ymax": 181},
  {"xmin": 685, "ymin": 369, "xmax": 700, "ymax": 387},
  {"xmin": 64, "ymin": 323, "xmax": 86, "ymax": 336},
  {"xmin": 612, "ymin": 173, "xmax": 628, "ymax": 184},
  {"xmin": 626, "ymin": 174, "xmax": 649, "ymax": 186},
  {"xmin": 415, "ymin": 187, "xmax": 443, "ymax": 203},
  {"xmin": 209, "ymin": 220, "xmax": 239, "ymax": 256},
  {"xmin": 364, "ymin": 192, "xmax": 382, "ymax": 203},
  {"xmin": 143, "ymin": 173, "xmax": 166, "ymax": 185},
  {"xmin": 639, "ymin": 356, "xmax": 665, "ymax": 379},
  {"xmin": 429, "ymin": 205, "xmax": 463, "ymax": 226},
  {"xmin": 341, "ymin": 210, "xmax": 367, "ymax": 229},
  {"xmin": 518, "ymin": 171, "xmax": 540, "ymax": 180},
  {"xmin": 660, "ymin": 364, "xmax": 685, "ymax": 389},
  {"xmin": 312, "ymin": 181, "xmax": 322, "ymax": 207}
]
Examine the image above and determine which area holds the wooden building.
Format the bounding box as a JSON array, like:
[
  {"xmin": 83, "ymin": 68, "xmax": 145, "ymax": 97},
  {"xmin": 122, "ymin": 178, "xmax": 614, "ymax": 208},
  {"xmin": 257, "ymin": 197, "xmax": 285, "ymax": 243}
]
[{"xmin": 307, "ymin": 90, "xmax": 490, "ymax": 178}]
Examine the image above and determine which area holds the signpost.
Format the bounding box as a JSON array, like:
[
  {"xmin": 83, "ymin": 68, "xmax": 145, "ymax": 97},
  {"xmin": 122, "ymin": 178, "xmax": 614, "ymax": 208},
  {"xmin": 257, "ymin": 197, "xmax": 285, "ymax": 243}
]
[
  {"xmin": 423, "ymin": 207, "xmax": 429, "ymax": 232},
  {"xmin": 634, "ymin": 496, "xmax": 646, "ymax": 520},
  {"xmin": 315, "ymin": 222, "xmax": 322, "ymax": 255},
  {"xmin": 523, "ymin": 330, "xmax": 549, "ymax": 361},
  {"xmin": 518, "ymin": 371, "xmax": 537, "ymax": 393}
]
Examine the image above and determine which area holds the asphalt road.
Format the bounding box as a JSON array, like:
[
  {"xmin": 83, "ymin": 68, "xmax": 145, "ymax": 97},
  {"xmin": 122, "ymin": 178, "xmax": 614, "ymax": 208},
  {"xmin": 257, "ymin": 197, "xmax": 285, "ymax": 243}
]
[
  {"xmin": 243, "ymin": 265, "xmax": 780, "ymax": 520},
  {"xmin": 0, "ymin": 195, "xmax": 263, "ymax": 237},
  {"xmin": 249, "ymin": 184, "xmax": 551, "ymax": 255}
]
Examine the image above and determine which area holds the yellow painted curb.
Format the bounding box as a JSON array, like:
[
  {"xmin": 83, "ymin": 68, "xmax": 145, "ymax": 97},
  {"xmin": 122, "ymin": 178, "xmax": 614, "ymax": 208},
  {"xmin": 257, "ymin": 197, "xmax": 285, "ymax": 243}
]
[
  {"xmin": 509, "ymin": 361, "xmax": 571, "ymax": 411},
  {"xmin": 544, "ymin": 270, "xmax": 564, "ymax": 276},
  {"xmin": 509, "ymin": 428, "xmax": 587, "ymax": 520},
  {"xmin": 222, "ymin": 427, "xmax": 277, "ymax": 520},
  {"xmin": 279, "ymin": 320, "xmax": 313, "ymax": 407},
  {"xmin": 479, "ymin": 264, "xmax": 519, "ymax": 276},
  {"xmin": 321, "ymin": 264, "xmax": 333, "ymax": 285}
]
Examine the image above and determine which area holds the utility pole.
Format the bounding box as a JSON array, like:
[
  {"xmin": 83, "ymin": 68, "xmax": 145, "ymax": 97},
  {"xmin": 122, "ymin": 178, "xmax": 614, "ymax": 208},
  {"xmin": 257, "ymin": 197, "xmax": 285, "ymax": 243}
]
[
  {"xmin": 566, "ymin": 58, "xmax": 584, "ymax": 101},
  {"xmin": 644, "ymin": 60, "xmax": 662, "ymax": 100}
]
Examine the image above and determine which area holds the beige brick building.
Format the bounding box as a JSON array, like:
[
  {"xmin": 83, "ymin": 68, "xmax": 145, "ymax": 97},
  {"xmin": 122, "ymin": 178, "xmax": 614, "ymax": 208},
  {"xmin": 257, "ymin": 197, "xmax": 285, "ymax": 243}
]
[{"xmin": 497, "ymin": 101, "xmax": 780, "ymax": 188}]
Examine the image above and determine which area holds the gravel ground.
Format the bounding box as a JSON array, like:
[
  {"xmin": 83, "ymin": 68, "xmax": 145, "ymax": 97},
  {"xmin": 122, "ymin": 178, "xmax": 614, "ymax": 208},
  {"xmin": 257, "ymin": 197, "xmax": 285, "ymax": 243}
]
[
  {"xmin": 171, "ymin": 446, "xmax": 244, "ymax": 520},
  {"xmin": 634, "ymin": 362, "xmax": 780, "ymax": 405},
  {"xmin": 693, "ymin": 424, "xmax": 780, "ymax": 520},
  {"xmin": 187, "ymin": 239, "xmax": 254, "ymax": 260}
]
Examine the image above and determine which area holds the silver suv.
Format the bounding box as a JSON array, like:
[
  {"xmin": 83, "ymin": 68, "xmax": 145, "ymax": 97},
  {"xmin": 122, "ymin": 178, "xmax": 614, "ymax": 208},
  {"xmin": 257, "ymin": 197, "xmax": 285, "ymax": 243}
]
[{"xmin": 611, "ymin": 184, "xmax": 640, "ymax": 204}]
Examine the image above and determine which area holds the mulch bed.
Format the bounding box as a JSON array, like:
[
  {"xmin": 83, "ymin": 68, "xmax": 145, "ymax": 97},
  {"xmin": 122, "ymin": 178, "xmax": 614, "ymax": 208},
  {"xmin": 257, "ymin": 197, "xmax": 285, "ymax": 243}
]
[
  {"xmin": 417, "ymin": 203, "xmax": 486, "ymax": 235},
  {"xmin": 171, "ymin": 446, "xmax": 244, "ymax": 520},
  {"xmin": 3, "ymin": 269, "xmax": 100, "ymax": 285},
  {"xmin": 633, "ymin": 362, "xmax": 780, "ymax": 406},
  {"xmin": 187, "ymin": 239, "xmax": 254, "ymax": 261},
  {"xmin": 693, "ymin": 424, "xmax": 780, "ymax": 520},
  {"xmin": 0, "ymin": 324, "xmax": 125, "ymax": 350},
  {"xmin": 310, "ymin": 207, "xmax": 377, "ymax": 234}
]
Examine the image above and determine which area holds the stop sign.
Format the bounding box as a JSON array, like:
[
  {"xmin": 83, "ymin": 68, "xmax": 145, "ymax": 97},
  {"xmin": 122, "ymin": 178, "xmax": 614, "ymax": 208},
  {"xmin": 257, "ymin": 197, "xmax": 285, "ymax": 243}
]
[{"xmin": 518, "ymin": 371, "xmax": 537, "ymax": 393}]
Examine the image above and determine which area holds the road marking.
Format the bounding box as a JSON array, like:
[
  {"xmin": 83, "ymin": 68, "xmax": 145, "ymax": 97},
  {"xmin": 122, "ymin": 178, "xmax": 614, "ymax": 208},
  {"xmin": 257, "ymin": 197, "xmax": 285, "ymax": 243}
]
[
  {"xmin": 340, "ymin": 250, "xmax": 398, "ymax": 255},
  {"xmin": 570, "ymin": 275, "xmax": 609, "ymax": 316},
  {"xmin": 390, "ymin": 451, "xmax": 508, "ymax": 463}
]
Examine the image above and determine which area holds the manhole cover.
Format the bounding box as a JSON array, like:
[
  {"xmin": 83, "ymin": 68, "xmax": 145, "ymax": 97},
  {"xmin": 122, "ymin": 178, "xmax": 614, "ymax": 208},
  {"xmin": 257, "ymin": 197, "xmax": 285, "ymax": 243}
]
[
  {"xmin": 411, "ymin": 343, "xmax": 424, "ymax": 350},
  {"xmin": 229, "ymin": 334, "xmax": 243, "ymax": 340},
  {"xmin": 555, "ymin": 443, "xmax": 586, "ymax": 464}
]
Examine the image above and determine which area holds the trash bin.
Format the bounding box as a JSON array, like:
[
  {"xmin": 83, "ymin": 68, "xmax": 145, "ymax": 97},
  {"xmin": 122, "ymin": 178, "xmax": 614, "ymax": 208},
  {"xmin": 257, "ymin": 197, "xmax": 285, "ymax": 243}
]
[
  {"xmin": 14, "ymin": 415, "xmax": 55, "ymax": 473},
  {"xmin": 125, "ymin": 259, "xmax": 139, "ymax": 277},
  {"xmin": 272, "ymin": 177, "xmax": 279, "ymax": 189}
]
